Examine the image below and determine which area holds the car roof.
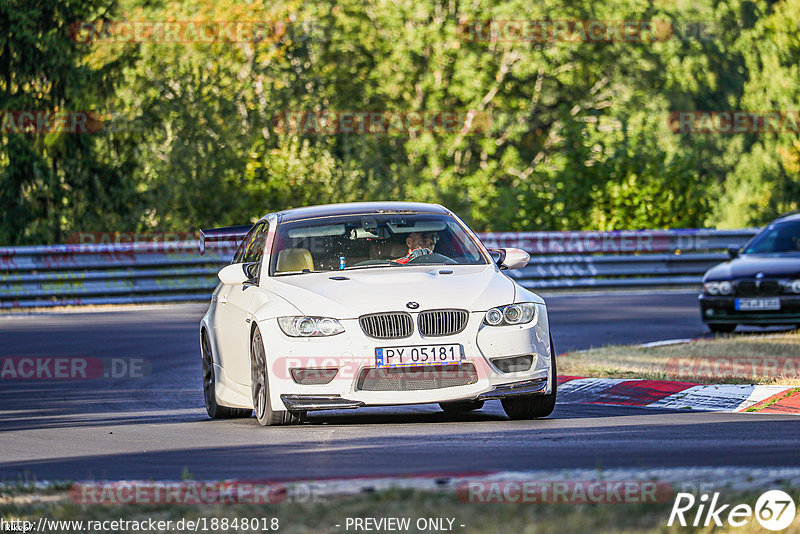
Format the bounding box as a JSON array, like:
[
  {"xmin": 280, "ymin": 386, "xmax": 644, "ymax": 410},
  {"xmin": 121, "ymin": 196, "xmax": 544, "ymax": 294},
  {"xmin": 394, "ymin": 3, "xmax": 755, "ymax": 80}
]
[
  {"xmin": 775, "ymin": 212, "xmax": 800, "ymax": 224},
  {"xmin": 269, "ymin": 202, "xmax": 450, "ymax": 223}
]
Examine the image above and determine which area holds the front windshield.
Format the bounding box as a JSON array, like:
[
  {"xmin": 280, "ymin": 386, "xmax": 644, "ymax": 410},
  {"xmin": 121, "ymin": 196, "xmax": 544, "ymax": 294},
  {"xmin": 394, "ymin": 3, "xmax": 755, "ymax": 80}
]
[
  {"xmin": 743, "ymin": 220, "xmax": 800, "ymax": 254},
  {"xmin": 270, "ymin": 212, "xmax": 487, "ymax": 275}
]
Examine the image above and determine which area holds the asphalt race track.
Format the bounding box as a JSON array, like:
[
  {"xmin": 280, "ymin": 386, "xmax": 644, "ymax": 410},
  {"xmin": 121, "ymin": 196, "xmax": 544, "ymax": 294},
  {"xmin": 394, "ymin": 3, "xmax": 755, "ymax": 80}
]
[{"xmin": 1, "ymin": 291, "xmax": 799, "ymax": 482}]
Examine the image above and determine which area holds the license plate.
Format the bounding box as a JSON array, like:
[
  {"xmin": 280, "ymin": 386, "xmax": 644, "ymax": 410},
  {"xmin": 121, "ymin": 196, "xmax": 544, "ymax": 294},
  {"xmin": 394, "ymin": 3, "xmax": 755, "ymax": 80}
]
[
  {"xmin": 735, "ymin": 298, "xmax": 781, "ymax": 311},
  {"xmin": 375, "ymin": 344, "xmax": 463, "ymax": 368}
]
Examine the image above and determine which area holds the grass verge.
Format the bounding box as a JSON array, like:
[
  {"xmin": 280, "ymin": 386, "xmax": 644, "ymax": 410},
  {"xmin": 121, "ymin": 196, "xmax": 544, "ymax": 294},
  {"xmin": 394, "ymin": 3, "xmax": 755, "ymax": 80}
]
[
  {"xmin": 3, "ymin": 486, "xmax": 800, "ymax": 534},
  {"xmin": 559, "ymin": 331, "xmax": 800, "ymax": 385}
]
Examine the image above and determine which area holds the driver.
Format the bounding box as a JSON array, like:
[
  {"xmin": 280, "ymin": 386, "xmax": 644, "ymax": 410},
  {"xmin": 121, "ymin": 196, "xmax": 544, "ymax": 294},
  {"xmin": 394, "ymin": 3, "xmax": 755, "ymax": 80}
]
[{"xmin": 394, "ymin": 232, "xmax": 439, "ymax": 264}]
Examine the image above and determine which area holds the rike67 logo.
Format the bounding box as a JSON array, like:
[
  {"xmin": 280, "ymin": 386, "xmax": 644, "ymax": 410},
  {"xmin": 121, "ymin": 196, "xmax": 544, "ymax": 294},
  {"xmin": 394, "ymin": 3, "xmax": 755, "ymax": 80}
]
[{"xmin": 668, "ymin": 490, "xmax": 796, "ymax": 531}]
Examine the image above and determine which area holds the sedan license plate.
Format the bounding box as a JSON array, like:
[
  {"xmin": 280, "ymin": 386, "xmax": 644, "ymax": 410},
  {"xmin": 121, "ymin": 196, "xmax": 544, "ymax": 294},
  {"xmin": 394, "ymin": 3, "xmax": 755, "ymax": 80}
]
[
  {"xmin": 735, "ymin": 298, "xmax": 781, "ymax": 311},
  {"xmin": 376, "ymin": 344, "xmax": 463, "ymax": 368}
]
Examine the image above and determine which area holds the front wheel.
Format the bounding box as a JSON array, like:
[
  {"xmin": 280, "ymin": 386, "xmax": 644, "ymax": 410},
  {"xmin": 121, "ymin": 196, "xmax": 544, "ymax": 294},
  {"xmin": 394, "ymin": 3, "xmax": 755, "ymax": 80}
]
[
  {"xmin": 201, "ymin": 331, "xmax": 251, "ymax": 419},
  {"xmin": 501, "ymin": 336, "xmax": 557, "ymax": 420},
  {"xmin": 251, "ymin": 329, "xmax": 302, "ymax": 426},
  {"xmin": 708, "ymin": 323, "xmax": 736, "ymax": 334}
]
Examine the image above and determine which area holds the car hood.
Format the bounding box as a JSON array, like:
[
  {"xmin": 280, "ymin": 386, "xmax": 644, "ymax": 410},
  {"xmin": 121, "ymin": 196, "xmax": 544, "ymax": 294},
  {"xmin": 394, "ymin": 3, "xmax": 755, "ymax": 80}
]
[
  {"xmin": 705, "ymin": 254, "xmax": 800, "ymax": 280},
  {"xmin": 266, "ymin": 264, "xmax": 526, "ymax": 318}
]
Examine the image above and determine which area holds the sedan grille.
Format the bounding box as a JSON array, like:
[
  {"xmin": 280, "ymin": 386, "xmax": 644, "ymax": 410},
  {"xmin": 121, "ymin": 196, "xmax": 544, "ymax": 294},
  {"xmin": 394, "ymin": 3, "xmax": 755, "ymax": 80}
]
[
  {"xmin": 736, "ymin": 279, "xmax": 780, "ymax": 297},
  {"xmin": 418, "ymin": 309, "xmax": 469, "ymax": 337},
  {"xmin": 359, "ymin": 312, "xmax": 413, "ymax": 339},
  {"xmin": 356, "ymin": 363, "xmax": 478, "ymax": 391}
]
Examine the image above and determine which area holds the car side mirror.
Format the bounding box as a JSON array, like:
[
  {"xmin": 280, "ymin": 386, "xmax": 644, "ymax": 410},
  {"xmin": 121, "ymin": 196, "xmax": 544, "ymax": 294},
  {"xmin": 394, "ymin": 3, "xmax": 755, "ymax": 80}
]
[
  {"xmin": 500, "ymin": 248, "xmax": 530, "ymax": 270},
  {"xmin": 488, "ymin": 249, "xmax": 506, "ymax": 267},
  {"xmin": 727, "ymin": 245, "xmax": 740, "ymax": 260},
  {"xmin": 218, "ymin": 263, "xmax": 253, "ymax": 285},
  {"xmin": 489, "ymin": 248, "xmax": 530, "ymax": 270}
]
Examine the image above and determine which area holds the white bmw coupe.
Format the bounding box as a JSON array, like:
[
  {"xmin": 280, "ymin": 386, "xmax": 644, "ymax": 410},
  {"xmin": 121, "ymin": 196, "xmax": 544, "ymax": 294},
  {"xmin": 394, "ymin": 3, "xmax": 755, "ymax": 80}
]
[{"xmin": 200, "ymin": 202, "xmax": 556, "ymax": 425}]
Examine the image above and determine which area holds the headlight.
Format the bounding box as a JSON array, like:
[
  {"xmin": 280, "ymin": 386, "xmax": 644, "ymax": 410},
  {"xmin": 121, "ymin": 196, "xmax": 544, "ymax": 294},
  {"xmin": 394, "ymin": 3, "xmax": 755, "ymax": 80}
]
[
  {"xmin": 484, "ymin": 303, "xmax": 537, "ymax": 326},
  {"xmin": 703, "ymin": 281, "xmax": 733, "ymax": 295},
  {"xmin": 277, "ymin": 317, "xmax": 345, "ymax": 337},
  {"xmin": 789, "ymin": 280, "xmax": 800, "ymax": 294},
  {"xmin": 705, "ymin": 281, "xmax": 732, "ymax": 296}
]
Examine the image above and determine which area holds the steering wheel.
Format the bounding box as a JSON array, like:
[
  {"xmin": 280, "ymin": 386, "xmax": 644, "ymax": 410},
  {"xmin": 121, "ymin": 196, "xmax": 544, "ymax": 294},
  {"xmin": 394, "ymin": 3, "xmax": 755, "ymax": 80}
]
[{"xmin": 406, "ymin": 252, "xmax": 457, "ymax": 265}]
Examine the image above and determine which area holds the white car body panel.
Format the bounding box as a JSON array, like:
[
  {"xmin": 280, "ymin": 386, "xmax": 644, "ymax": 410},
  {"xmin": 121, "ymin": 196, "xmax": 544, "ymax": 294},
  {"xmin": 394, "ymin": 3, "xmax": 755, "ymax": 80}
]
[{"xmin": 200, "ymin": 202, "xmax": 555, "ymax": 415}]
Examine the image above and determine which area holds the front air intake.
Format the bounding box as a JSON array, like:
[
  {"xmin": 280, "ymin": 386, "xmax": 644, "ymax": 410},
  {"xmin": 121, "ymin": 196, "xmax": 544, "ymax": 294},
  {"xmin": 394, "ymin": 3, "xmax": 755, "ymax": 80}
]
[
  {"xmin": 356, "ymin": 363, "xmax": 478, "ymax": 391},
  {"xmin": 491, "ymin": 355, "xmax": 534, "ymax": 373}
]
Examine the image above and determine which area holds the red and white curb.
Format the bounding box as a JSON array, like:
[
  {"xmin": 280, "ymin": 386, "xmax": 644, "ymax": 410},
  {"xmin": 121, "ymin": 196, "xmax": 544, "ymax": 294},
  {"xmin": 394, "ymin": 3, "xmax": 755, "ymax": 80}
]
[{"xmin": 557, "ymin": 376, "xmax": 800, "ymax": 413}]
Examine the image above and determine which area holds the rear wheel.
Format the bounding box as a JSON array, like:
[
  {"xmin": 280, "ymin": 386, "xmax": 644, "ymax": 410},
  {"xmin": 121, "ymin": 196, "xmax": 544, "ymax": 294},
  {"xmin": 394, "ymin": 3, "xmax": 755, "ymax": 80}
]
[
  {"xmin": 251, "ymin": 329, "xmax": 302, "ymax": 426},
  {"xmin": 501, "ymin": 336, "xmax": 557, "ymax": 420},
  {"xmin": 439, "ymin": 400, "xmax": 484, "ymax": 413},
  {"xmin": 201, "ymin": 331, "xmax": 251, "ymax": 419},
  {"xmin": 708, "ymin": 323, "xmax": 736, "ymax": 334}
]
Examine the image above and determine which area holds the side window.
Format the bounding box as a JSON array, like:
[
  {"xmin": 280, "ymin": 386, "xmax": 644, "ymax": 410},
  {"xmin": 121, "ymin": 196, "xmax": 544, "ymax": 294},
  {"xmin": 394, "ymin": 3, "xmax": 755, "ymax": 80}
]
[
  {"xmin": 232, "ymin": 224, "xmax": 258, "ymax": 264},
  {"xmin": 242, "ymin": 222, "xmax": 269, "ymax": 264},
  {"xmin": 232, "ymin": 222, "xmax": 269, "ymax": 264}
]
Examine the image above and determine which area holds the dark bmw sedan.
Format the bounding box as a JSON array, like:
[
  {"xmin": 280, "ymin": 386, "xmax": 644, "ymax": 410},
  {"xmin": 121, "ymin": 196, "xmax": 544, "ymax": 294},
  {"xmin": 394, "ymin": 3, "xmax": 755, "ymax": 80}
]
[{"xmin": 700, "ymin": 213, "xmax": 800, "ymax": 333}]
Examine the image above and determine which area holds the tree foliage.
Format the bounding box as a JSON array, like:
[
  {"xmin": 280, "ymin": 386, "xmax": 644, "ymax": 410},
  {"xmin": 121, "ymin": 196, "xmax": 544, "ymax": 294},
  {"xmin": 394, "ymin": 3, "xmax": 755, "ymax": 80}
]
[{"xmin": 1, "ymin": 0, "xmax": 798, "ymax": 244}]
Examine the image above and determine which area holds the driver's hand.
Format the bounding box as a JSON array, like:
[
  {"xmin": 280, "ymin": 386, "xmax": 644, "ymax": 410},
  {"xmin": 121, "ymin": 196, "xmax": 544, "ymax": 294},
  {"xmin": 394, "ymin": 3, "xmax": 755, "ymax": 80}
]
[{"xmin": 408, "ymin": 247, "xmax": 433, "ymax": 259}]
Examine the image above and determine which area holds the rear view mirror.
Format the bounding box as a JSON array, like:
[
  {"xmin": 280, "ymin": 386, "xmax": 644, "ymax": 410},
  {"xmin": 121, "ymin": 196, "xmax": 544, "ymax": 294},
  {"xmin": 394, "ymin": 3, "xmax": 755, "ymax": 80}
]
[{"xmin": 727, "ymin": 245, "xmax": 740, "ymax": 260}]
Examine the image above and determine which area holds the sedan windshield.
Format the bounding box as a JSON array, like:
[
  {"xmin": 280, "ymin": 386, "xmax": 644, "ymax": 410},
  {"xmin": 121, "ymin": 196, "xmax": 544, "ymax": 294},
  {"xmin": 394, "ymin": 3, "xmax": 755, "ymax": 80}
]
[
  {"xmin": 270, "ymin": 212, "xmax": 487, "ymax": 274},
  {"xmin": 743, "ymin": 220, "xmax": 800, "ymax": 254}
]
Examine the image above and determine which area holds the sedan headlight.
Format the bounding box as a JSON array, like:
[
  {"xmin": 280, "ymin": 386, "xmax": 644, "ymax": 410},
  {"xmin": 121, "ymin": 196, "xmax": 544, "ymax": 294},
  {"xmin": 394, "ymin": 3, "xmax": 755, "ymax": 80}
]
[
  {"xmin": 788, "ymin": 280, "xmax": 800, "ymax": 294},
  {"xmin": 484, "ymin": 303, "xmax": 537, "ymax": 326},
  {"xmin": 704, "ymin": 281, "xmax": 733, "ymax": 295},
  {"xmin": 277, "ymin": 316, "xmax": 344, "ymax": 337}
]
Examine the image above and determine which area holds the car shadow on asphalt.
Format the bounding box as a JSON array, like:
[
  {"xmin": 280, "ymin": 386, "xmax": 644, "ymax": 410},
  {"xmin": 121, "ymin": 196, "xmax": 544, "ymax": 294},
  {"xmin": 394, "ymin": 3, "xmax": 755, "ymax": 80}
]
[
  {"xmin": 2, "ymin": 415, "xmax": 799, "ymax": 482},
  {"xmin": 0, "ymin": 400, "xmax": 687, "ymax": 432},
  {"xmin": 299, "ymin": 402, "xmax": 684, "ymax": 426}
]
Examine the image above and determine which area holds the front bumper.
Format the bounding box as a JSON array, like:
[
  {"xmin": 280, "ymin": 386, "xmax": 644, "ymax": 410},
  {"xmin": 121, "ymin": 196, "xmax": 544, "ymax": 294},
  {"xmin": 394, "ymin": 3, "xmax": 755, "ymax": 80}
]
[
  {"xmin": 260, "ymin": 305, "xmax": 553, "ymax": 412},
  {"xmin": 280, "ymin": 377, "xmax": 549, "ymax": 412},
  {"xmin": 699, "ymin": 294, "xmax": 800, "ymax": 325}
]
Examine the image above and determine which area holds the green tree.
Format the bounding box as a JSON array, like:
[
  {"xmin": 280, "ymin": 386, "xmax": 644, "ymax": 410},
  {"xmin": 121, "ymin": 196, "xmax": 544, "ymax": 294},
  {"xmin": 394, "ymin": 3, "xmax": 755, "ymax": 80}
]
[{"xmin": 0, "ymin": 0, "xmax": 139, "ymax": 244}]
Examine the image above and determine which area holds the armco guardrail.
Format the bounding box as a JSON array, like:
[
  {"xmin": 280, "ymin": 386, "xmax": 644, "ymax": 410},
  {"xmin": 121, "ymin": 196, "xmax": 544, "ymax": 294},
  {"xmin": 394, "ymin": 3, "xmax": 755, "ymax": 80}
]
[
  {"xmin": 0, "ymin": 229, "xmax": 758, "ymax": 308},
  {"xmin": 480, "ymin": 229, "xmax": 758, "ymax": 290}
]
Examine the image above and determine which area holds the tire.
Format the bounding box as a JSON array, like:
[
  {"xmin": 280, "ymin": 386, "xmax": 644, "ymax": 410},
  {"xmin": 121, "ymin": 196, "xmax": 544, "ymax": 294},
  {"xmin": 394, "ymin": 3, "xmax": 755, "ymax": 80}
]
[
  {"xmin": 439, "ymin": 400, "xmax": 484, "ymax": 413},
  {"xmin": 708, "ymin": 323, "xmax": 736, "ymax": 334},
  {"xmin": 201, "ymin": 331, "xmax": 252, "ymax": 419},
  {"xmin": 251, "ymin": 328, "xmax": 302, "ymax": 426},
  {"xmin": 501, "ymin": 336, "xmax": 557, "ymax": 420}
]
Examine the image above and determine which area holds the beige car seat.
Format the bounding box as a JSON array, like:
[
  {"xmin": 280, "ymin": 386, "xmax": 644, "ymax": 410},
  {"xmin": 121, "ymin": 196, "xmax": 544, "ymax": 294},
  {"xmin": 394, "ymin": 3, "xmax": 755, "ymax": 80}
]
[{"xmin": 276, "ymin": 248, "xmax": 315, "ymax": 272}]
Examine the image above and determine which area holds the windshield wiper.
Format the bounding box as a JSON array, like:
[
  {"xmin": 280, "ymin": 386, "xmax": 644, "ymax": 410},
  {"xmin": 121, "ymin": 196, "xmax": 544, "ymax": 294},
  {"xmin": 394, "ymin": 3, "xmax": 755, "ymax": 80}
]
[
  {"xmin": 274, "ymin": 269, "xmax": 325, "ymax": 276},
  {"xmin": 342, "ymin": 264, "xmax": 398, "ymax": 271}
]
